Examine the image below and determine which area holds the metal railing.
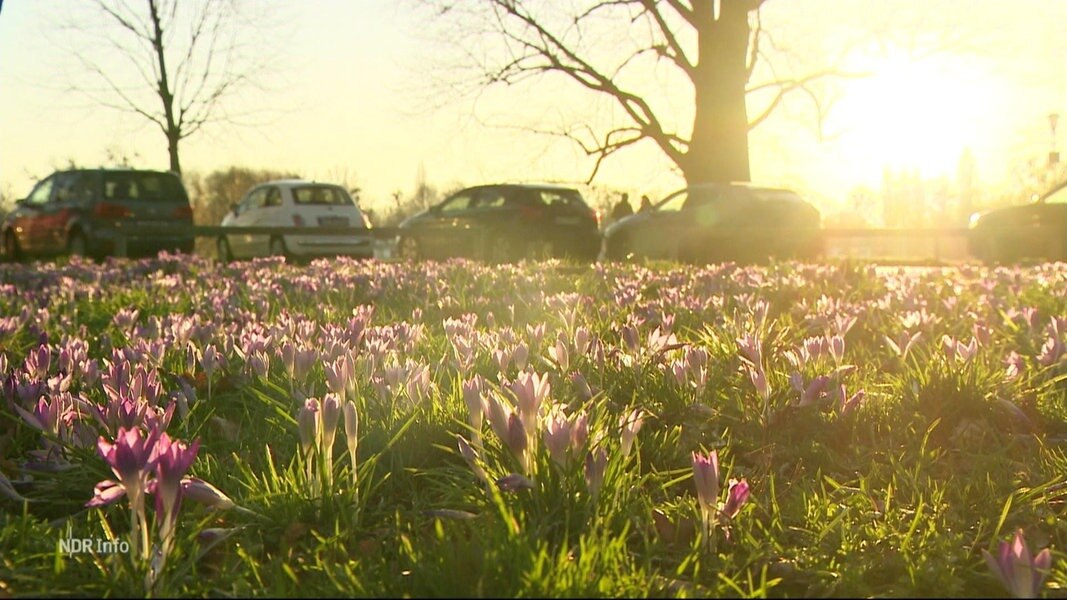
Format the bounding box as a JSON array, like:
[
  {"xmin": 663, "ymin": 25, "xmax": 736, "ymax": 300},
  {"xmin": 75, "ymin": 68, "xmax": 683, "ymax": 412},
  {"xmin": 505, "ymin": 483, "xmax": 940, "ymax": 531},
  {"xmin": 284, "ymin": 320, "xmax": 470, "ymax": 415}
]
[{"xmin": 104, "ymin": 223, "xmax": 977, "ymax": 260}]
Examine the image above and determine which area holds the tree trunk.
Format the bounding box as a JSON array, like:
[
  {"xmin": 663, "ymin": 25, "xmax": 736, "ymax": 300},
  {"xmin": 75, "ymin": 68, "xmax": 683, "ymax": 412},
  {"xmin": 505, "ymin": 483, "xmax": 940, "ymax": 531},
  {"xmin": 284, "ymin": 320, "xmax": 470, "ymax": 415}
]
[
  {"xmin": 148, "ymin": 0, "xmax": 182, "ymax": 174},
  {"xmin": 682, "ymin": 1, "xmax": 752, "ymax": 186},
  {"xmin": 167, "ymin": 131, "xmax": 182, "ymax": 174}
]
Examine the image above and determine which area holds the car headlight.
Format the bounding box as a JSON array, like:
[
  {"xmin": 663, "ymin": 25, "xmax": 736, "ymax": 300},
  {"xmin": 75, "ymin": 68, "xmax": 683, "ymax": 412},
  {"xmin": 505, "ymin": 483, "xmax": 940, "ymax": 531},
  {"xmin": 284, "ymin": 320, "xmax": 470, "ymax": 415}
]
[{"xmin": 968, "ymin": 212, "xmax": 983, "ymax": 228}]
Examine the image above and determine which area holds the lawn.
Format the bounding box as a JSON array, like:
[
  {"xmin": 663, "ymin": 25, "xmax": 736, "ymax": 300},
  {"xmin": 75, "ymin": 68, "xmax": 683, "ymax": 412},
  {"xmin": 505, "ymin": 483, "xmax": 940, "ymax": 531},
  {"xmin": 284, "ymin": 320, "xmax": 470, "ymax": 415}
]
[{"xmin": 1, "ymin": 254, "xmax": 1065, "ymax": 597}]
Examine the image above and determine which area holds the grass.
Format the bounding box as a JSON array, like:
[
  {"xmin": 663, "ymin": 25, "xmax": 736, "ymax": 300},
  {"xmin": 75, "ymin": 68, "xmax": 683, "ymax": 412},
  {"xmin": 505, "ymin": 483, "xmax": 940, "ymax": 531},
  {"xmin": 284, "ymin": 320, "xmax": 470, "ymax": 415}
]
[{"xmin": 0, "ymin": 253, "xmax": 1065, "ymax": 597}]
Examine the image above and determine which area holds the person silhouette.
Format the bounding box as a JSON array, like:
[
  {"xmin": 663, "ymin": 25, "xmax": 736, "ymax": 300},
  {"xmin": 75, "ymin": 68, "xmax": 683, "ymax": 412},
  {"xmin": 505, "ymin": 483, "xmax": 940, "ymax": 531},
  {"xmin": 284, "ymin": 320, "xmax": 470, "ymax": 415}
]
[
  {"xmin": 611, "ymin": 193, "xmax": 633, "ymax": 221},
  {"xmin": 638, "ymin": 195, "xmax": 652, "ymax": 212}
]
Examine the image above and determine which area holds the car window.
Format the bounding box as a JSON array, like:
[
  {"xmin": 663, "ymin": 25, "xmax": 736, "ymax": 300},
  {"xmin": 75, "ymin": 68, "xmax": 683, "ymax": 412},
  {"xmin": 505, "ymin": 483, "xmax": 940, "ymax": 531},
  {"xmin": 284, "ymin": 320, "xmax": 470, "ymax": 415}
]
[
  {"xmin": 474, "ymin": 188, "xmax": 508, "ymax": 209},
  {"xmin": 292, "ymin": 186, "xmax": 351, "ymax": 206},
  {"xmin": 440, "ymin": 192, "xmax": 473, "ymax": 214},
  {"xmin": 656, "ymin": 190, "xmax": 688, "ymax": 213},
  {"xmin": 264, "ymin": 187, "xmax": 282, "ymax": 207},
  {"xmin": 25, "ymin": 177, "xmax": 54, "ymax": 206},
  {"xmin": 103, "ymin": 172, "xmax": 188, "ymax": 203},
  {"xmin": 1043, "ymin": 185, "xmax": 1067, "ymax": 205},
  {"xmin": 242, "ymin": 188, "xmax": 268, "ymax": 211},
  {"xmin": 52, "ymin": 173, "xmax": 80, "ymax": 203},
  {"xmin": 537, "ymin": 189, "xmax": 588, "ymax": 209},
  {"xmin": 682, "ymin": 187, "xmax": 723, "ymax": 210}
]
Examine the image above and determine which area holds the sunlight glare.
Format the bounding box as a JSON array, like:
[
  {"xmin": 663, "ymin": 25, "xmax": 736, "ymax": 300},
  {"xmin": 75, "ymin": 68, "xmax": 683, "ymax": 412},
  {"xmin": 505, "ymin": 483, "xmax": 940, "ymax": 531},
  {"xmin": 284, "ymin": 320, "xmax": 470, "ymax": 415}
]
[{"xmin": 831, "ymin": 51, "xmax": 1002, "ymax": 177}]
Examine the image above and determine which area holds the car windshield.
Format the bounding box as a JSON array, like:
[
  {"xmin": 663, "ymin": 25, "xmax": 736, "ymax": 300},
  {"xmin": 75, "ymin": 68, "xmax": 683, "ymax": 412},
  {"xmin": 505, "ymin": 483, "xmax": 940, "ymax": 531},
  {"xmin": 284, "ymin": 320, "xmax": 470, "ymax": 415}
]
[
  {"xmin": 656, "ymin": 191, "xmax": 689, "ymax": 212},
  {"xmin": 1042, "ymin": 184, "xmax": 1067, "ymax": 204},
  {"xmin": 103, "ymin": 172, "xmax": 188, "ymax": 203},
  {"xmin": 292, "ymin": 186, "xmax": 352, "ymax": 206}
]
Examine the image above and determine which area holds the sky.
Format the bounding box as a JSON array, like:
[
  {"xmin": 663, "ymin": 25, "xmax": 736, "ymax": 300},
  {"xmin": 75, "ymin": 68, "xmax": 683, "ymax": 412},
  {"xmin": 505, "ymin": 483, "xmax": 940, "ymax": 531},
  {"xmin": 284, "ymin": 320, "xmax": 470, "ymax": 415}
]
[{"xmin": 1, "ymin": 0, "xmax": 1065, "ymax": 216}]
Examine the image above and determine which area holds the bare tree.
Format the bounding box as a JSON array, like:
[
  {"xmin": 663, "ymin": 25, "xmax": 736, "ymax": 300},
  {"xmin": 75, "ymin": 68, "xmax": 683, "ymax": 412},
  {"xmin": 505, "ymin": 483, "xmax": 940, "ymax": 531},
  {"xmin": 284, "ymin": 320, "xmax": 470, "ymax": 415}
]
[
  {"xmin": 418, "ymin": 0, "xmax": 872, "ymax": 186},
  {"xmin": 52, "ymin": 0, "xmax": 279, "ymax": 175}
]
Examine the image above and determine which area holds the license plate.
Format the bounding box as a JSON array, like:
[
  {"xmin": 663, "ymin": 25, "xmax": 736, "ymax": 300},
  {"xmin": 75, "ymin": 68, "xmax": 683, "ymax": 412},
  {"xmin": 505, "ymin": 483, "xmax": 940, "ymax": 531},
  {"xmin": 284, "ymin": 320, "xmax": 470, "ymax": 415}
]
[
  {"xmin": 554, "ymin": 216, "xmax": 581, "ymax": 225},
  {"xmin": 317, "ymin": 216, "xmax": 349, "ymax": 227}
]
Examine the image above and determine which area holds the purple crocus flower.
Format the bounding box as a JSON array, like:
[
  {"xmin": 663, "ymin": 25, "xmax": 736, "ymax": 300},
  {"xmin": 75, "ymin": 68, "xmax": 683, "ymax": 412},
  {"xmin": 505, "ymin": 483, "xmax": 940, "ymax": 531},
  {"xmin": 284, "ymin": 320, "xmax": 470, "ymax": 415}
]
[
  {"xmin": 87, "ymin": 427, "xmax": 161, "ymax": 510},
  {"xmin": 691, "ymin": 450, "xmax": 719, "ymax": 516},
  {"xmin": 153, "ymin": 433, "xmax": 200, "ymax": 551},
  {"xmin": 180, "ymin": 477, "xmax": 235, "ymax": 510},
  {"xmin": 619, "ymin": 409, "xmax": 644, "ymax": 457},
  {"xmin": 722, "ymin": 478, "xmax": 750, "ymax": 520},
  {"xmin": 496, "ymin": 473, "xmax": 535, "ymax": 493},
  {"xmin": 584, "ymin": 447, "xmax": 608, "ymax": 500},
  {"xmin": 982, "ymin": 528, "xmax": 1052, "ymax": 598}
]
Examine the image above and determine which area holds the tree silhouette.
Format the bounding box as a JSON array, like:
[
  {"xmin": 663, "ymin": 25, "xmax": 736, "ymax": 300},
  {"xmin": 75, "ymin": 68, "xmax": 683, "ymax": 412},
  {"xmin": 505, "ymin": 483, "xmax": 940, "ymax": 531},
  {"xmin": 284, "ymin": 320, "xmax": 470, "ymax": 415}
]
[
  {"xmin": 422, "ymin": 0, "xmax": 862, "ymax": 186},
  {"xmin": 54, "ymin": 0, "xmax": 277, "ymax": 175}
]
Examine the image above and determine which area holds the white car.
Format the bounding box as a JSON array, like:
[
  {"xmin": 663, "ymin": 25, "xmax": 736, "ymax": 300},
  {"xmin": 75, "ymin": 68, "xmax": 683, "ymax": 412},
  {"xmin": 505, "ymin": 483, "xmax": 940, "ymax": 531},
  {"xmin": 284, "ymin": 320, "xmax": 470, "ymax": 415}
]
[{"xmin": 217, "ymin": 179, "xmax": 373, "ymax": 261}]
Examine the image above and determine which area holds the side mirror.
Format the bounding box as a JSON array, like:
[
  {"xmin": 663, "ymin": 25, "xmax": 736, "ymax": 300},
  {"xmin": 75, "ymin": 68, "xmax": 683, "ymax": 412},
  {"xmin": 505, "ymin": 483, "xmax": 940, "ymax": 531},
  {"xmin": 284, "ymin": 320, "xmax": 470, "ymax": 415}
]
[
  {"xmin": 429, "ymin": 205, "xmax": 442, "ymax": 216},
  {"xmin": 15, "ymin": 197, "xmax": 27, "ymax": 206},
  {"xmin": 230, "ymin": 203, "xmax": 240, "ymax": 215}
]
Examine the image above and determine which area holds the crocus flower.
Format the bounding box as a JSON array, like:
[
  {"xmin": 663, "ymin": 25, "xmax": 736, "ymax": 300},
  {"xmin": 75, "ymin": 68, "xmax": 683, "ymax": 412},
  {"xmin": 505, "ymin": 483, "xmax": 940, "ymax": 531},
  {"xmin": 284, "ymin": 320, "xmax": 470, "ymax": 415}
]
[
  {"xmin": 153, "ymin": 434, "xmax": 200, "ymax": 558},
  {"xmin": 548, "ymin": 340, "xmax": 569, "ymax": 372},
  {"xmin": 736, "ymin": 335, "xmax": 762, "ymax": 367},
  {"xmin": 344, "ymin": 400, "xmax": 359, "ymax": 489},
  {"xmin": 496, "ymin": 473, "xmax": 535, "ymax": 493},
  {"xmin": 180, "ymin": 477, "xmax": 235, "ymax": 510},
  {"xmin": 462, "ymin": 376, "xmax": 484, "ymax": 437},
  {"xmin": 619, "ymin": 409, "xmax": 644, "ymax": 457},
  {"xmin": 584, "ymin": 447, "xmax": 608, "ymax": 501},
  {"xmin": 324, "ymin": 358, "xmax": 349, "ymax": 401},
  {"xmin": 982, "ymin": 528, "xmax": 1052, "ymax": 598},
  {"xmin": 298, "ymin": 398, "xmax": 320, "ymax": 459},
  {"xmin": 721, "ymin": 478, "xmax": 750, "ymax": 520},
  {"xmin": 838, "ymin": 384, "xmax": 865, "ymax": 417},
  {"xmin": 543, "ymin": 409, "xmax": 573, "ymax": 468},
  {"xmin": 88, "ymin": 427, "xmax": 161, "ymax": 510},
  {"xmin": 691, "ymin": 450, "xmax": 720, "ymax": 516},
  {"xmin": 321, "ymin": 393, "xmax": 342, "ymax": 451},
  {"xmin": 828, "ymin": 335, "xmax": 845, "ymax": 364}
]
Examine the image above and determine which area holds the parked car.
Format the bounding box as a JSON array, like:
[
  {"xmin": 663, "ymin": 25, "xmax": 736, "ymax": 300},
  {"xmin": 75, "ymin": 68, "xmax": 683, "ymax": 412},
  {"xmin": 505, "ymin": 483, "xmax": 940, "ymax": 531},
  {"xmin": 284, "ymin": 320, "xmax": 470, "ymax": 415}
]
[
  {"xmin": 1, "ymin": 168, "xmax": 194, "ymax": 261},
  {"xmin": 395, "ymin": 184, "xmax": 601, "ymax": 262},
  {"xmin": 968, "ymin": 181, "xmax": 1067, "ymax": 263},
  {"xmin": 599, "ymin": 183, "xmax": 822, "ymax": 264},
  {"xmin": 217, "ymin": 179, "xmax": 373, "ymax": 261}
]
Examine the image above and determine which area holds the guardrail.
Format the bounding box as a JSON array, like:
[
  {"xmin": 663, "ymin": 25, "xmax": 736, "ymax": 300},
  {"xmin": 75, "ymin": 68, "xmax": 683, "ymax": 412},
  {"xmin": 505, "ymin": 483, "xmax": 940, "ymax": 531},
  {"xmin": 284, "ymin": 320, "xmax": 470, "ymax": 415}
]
[
  {"xmin": 102, "ymin": 224, "xmax": 977, "ymax": 261},
  {"xmin": 104, "ymin": 224, "xmax": 399, "ymax": 258}
]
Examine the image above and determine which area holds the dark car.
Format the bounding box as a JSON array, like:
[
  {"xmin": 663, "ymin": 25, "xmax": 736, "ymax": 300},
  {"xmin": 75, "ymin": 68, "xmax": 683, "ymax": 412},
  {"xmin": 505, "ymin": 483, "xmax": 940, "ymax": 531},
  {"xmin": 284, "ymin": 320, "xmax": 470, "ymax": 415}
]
[
  {"xmin": 1, "ymin": 168, "xmax": 195, "ymax": 261},
  {"xmin": 599, "ymin": 183, "xmax": 822, "ymax": 264},
  {"xmin": 968, "ymin": 182, "xmax": 1067, "ymax": 263},
  {"xmin": 396, "ymin": 184, "xmax": 601, "ymax": 262}
]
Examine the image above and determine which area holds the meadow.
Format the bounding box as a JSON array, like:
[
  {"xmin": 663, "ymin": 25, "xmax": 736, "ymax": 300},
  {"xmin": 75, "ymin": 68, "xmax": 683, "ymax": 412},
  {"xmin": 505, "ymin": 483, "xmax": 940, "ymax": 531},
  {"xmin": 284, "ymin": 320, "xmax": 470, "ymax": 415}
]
[{"xmin": 1, "ymin": 254, "xmax": 1065, "ymax": 597}]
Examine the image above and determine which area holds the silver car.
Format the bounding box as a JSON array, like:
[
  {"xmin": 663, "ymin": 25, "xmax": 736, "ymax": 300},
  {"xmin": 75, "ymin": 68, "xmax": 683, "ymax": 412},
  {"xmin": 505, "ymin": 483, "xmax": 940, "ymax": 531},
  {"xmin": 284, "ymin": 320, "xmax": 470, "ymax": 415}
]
[{"xmin": 599, "ymin": 183, "xmax": 822, "ymax": 264}]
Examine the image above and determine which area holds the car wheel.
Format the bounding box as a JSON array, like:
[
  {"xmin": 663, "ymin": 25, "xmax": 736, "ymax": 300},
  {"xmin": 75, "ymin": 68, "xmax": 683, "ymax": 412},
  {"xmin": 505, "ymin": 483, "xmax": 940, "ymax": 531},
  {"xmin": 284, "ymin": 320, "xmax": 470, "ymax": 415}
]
[
  {"xmin": 217, "ymin": 236, "xmax": 234, "ymax": 263},
  {"xmin": 2, "ymin": 230, "xmax": 20, "ymax": 262},
  {"xmin": 269, "ymin": 236, "xmax": 289, "ymax": 259},
  {"xmin": 398, "ymin": 235, "xmax": 420, "ymax": 261},
  {"xmin": 68, "ymin": 231, "xmax": 89, "ymax": 260}
]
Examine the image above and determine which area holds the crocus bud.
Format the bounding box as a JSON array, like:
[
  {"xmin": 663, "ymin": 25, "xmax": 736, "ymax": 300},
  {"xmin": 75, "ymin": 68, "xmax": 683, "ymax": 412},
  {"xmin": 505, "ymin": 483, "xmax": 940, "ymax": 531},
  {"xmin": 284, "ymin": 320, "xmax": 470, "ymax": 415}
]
[
  {"xmin": 619, "ymin": 409, "xmax": 644, "ymax": 457},
  {"xmin": 181, "ymin": 477, "xmax": 235, "ymax": 510},
  {"xmin": 298, "ymin": 398, "xmax": 320, "ymax": 457},
  {"xmin": 496, "ymin": 473, "xmax": 535, "ymax": 493},
  {"xmin": 691, "ymin": 450, "xmax": 719, "ymax": 515},
  {"xmin": 584, "ymin": 448, "xmax": 608, "ymax": 500},
  {"xmin": 321, "ymin": 393, "xmax": 341, "ymax": 451},
  {"xmin": 462, "ymin": 377, "xmax": 483, "ymax": 432}
]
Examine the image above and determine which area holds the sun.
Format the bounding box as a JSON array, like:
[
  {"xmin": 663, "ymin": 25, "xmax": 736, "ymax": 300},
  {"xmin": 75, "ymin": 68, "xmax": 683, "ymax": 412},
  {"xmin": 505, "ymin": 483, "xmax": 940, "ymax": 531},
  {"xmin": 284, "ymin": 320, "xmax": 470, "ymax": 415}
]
[{"xmin": 829, "ymin": 49, "xmax": 1002, "ymax": 177}]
